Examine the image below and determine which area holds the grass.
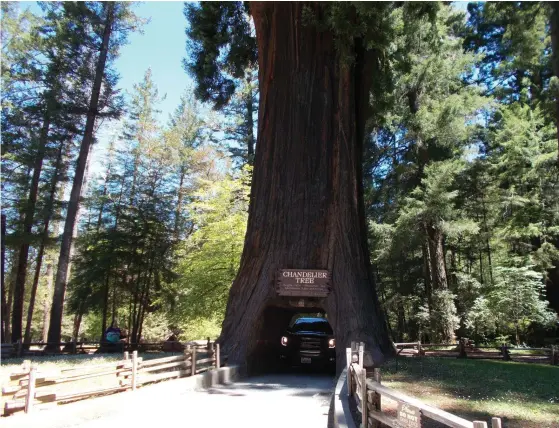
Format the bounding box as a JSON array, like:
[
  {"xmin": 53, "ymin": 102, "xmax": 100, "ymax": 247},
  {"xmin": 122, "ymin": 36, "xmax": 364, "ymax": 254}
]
[{"xmin": 379, "ymin": 357, "xmax": 559, "ymax": 428}]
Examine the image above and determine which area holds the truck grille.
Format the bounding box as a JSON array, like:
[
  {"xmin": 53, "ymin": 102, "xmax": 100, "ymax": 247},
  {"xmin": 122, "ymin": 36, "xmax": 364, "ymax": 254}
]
[{"xmin": 299, "ymin": 337, "xmax": 322, "ymax": 356}]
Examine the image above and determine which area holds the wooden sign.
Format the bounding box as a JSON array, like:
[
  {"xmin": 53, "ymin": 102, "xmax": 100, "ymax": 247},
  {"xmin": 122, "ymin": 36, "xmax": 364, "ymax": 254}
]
[
  {"xmin": 276, "ymin": 269, "xmax": 331, "ymax": 297},
  {"xmin": 397, "ymin": 402, "xmax": 421, "ymax": 428}
]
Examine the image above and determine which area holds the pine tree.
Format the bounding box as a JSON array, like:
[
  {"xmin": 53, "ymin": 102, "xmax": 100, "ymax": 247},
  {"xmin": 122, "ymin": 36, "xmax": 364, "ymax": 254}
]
[
  {"xmin": 212, "ymin": 68, "xmax": 258, "ymax": 167},
  {"xmin": 47, "ymin": 2, "xmax": 141, "ymax": 348},
  {"xmin": 367, "ymin": 4, "xmax": 487, "ymax": 343},
  {"xmin": 171, "ymin": 168, "xmax": 250, "ymax": 333}
]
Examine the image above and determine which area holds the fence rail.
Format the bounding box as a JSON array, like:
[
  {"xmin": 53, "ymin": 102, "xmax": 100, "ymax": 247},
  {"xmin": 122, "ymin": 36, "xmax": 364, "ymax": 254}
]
[
  {"xmin": 393, "ymin": 341, "xmax": 558, "ymax": 365},
  {"xmin": 0, "ymin": 339, "xmax": 215, "ymax": 359},
  {"xmin": 1, "ymin": 343, "xmax": 224, "ymax": 416},
  {"xmin": 348, "ymin": 341, "xmax": 502, "ymax": 428}
]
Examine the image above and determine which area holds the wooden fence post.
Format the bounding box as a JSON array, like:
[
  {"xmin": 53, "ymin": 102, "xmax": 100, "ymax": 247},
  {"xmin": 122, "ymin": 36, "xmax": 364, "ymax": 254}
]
[
  {"xmin": 124, "ymin": 351, "xmax": 129, "ymax": 360},
  {"xmin": 417, "ymin": 340, "xmax": 422, "ymax": 356},
  {"xmin": 370, "ymin": 367, "xmax": 381, "ymax": 428},
  {"xmin": 459, "ymin": 339, "xmax": 467, "ymax": 358},
  {"xmin": 191, "ymin": 346, "xmax": 197, "ymax": 375},
  {"xmin": 17, "ymin": 339, "xmax": 23, "ymax": 357},
  {"xmin": 501, "ymin": 344, "xmax": 511, "ymax": 361},
  {"xmin": 551, "ymin": 345, "xmax": 557, "ymax": 365},
  {"xmin": 216, "ymin": 343, "xmax": 220, "ymax": 369},
  {"xmin": 491, "ymin": 417, "xmax": 502, "ymax": 428},
  {"xmin": 25, "ymin": 364, "xmax": 37, "ymax": 413},
  {"xmin": 473, "ymin": 422, "xmax": 488, "ymax": 428},
  {"xmin": 72, "ymin": 340, "xmax": 77, "ymax": 355},
  {"xmin": 131, "ymin": 350, "xmax": 138, "ymax": 391},
  {"xmin": 184, "ymin": 346, "xmax": 191, "ymax": 374},
  {"xmin": 361, "ymin": 367, "xmax": 367, "ymax": 428},
  {"xmin": 346, "ymin": 347, "xmax": 352, "ymax": 397},
  {"xmin": 209, "ymin": 341, "xmax": 215, "ymax": 368},
  {"xmin": 358, "ymin": 342, "xmax": 364, "ymax": 369}
]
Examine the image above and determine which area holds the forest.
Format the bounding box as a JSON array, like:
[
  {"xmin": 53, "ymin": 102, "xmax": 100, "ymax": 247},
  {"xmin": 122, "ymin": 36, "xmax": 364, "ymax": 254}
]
[{"xmin": 1, "ymin": 1, "xmax": 558, "ymax": 349}]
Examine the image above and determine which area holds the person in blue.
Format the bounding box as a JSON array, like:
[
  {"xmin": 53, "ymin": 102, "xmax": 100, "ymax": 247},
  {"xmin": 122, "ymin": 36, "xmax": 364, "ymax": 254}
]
[{"xmin": 105, "ymin": 324, "xmax": 121, "ymax": 343}]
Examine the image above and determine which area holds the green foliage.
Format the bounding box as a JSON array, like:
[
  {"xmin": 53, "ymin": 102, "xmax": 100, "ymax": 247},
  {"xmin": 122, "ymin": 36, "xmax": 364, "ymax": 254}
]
[
  {"xmin": 184, "ymin": 2, "xmax": 256, "ymax": 109},
  {"xmin": 368, "ymin": 2, "xmax": 558, "ymax": 345},
  {"xmin": 170, "ymin": 167, "xmax": 250, "ymax": 332},
  {"xmin": 490, "ymin": 266, "xmax": 555, "ymax": 340},
  {"xmin": 179, "ymin": 317, "xmax": 223, "ymax": 342}
]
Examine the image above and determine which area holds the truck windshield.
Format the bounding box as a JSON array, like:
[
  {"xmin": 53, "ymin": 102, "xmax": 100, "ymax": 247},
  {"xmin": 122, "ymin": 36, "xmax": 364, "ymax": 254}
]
[{"xmin": 291, "ymin": 318, "xmax": 333, "ymax": 334}]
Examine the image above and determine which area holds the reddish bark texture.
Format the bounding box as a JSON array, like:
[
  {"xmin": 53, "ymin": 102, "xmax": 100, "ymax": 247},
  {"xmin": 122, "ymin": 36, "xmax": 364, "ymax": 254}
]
[{"xmin": 219, "ymin": 2, "xmax": 394, "ymax": 374}]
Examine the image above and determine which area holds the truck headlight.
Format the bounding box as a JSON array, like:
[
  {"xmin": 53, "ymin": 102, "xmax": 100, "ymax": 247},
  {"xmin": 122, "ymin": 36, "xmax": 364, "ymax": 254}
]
[
  {"xmin": 281, "ymin": 336, "xmax": 288, "ymax": 346},
  {"xmin": 328, "ymin": 338, "xmax": 335, "ymax": 348}
]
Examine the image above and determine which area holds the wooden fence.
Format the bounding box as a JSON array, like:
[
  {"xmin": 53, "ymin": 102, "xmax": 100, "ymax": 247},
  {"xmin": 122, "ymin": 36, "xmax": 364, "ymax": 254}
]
[
  {"xmin": 348, "ymin": 342, "xmax": 503, "ymax": 428},
  {"xmin": 1, "ymin": 343, "xmax": 224, "ymax": 416},
  {"xmin": 1, "ymin": 339, "xmax": 214, "ymax": 359},
  {"xmin": 393, "ymin": 341, "xmax": 558, "ymax": 365}
]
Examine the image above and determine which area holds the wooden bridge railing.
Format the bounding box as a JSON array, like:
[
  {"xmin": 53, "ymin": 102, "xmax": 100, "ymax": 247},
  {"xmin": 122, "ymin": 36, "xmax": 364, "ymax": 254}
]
[{"xmin": 347, "ymin": 341, "xmax": 503, "ymax": 428}]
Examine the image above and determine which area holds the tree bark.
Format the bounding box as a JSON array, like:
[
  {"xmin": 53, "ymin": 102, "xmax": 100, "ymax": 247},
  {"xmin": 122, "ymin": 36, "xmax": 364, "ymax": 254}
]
[
  {"xmin": 5, "ymin": 252, "xmax": 18, "ymax": 341},
  {"xmin": 245, "ymin": 76, "xmax": 256, "ymax": 165},
  {"xmin": 218, "ymin": 3, "xmax": 393, "ymax": 374},
  {"xmin": 41, "ymin": 261, "xmax": 53, "ymax": 343},
  {"xmin": 481, "ymin": 198, "xmax": 494, "ymax": 285},
  {"xmin": 426, "ymin": 225, "xmax": 449, "ymax": 291},
  {"xmin": 426, "ymin": 224, "xmax": 455, "ymax": 342},
  {"xmin": 24, "ymin": 140, "xmax": 65, "ymax": 344},
  {"xmin": 100, "ymin": 270, "xmax": 111, "ymax": 342},
  {"xmin": 12, "ymin": 113, "xmax": 51, "ymax": 342},
  {"xmin": 549, "ymin": 2, "xmax": 559, "ymax": 163},
  {"xmin": 422, "ymin": 238, "xmax": 433, "ymax": 309},
  {"xmin": 173, "ymin": 166, "xmax": 186, "ymax": 240},
  {"xmin": 1, "ymin": 214, "xmax": 6, "ymax": 342},
  {"xmin": 47, "ymin": 3, "xmax": 115, "ymax": 349},
  {"xmin": 72, "ymin": 309, "xmax": 83, "ymax": 342}
]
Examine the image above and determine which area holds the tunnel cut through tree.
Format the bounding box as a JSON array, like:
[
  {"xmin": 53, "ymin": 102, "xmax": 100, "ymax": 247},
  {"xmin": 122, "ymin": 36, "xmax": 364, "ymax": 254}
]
[{"xmin": 185, "ymin": 1, "xmax": 403, "ymax": 374}]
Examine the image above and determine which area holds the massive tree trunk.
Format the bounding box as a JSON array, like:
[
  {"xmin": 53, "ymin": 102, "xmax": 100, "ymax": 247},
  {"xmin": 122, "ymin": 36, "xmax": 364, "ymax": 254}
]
[
  {"xmin": 218, "ymin": 3, "xmax": 394, "ymax": 374},
  {"xmin": 47, "ymin": 3, "xmax": 115, "ymax": 349}
]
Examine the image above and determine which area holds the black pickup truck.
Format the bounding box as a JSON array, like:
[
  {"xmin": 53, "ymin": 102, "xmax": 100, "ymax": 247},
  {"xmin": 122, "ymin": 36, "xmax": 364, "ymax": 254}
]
[{"xmin": 279, "ymin": 317, "xmax": 335, "ymax": 369}]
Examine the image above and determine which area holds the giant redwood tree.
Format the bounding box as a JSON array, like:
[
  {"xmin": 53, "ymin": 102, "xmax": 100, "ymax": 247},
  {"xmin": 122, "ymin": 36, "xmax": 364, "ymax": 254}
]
[{"xmin": 184, "ymin": 2, "xmax": 423, "ymax": 373}]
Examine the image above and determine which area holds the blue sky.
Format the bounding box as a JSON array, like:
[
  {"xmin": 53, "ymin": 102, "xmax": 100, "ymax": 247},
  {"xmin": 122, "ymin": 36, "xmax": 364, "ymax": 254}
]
[
  {"xmin": 19, "ymin": 1, "xmax": 470, "ymax": 177},
  {"xmin": 22, "ymin": 1, "xmax": 197, "ymax": 177},
  {"xmin": 23, "ymin": 1, "xmax": 194, "ymax": 119},
  {"xmin": 114, "ymin": 1, "xmax": 195, "ymax": 120}
]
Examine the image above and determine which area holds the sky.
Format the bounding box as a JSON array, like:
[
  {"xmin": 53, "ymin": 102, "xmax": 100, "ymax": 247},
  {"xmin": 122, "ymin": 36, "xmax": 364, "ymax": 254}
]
[
  {"xmin": 22, "ymin": 1, "xmax": 196, "ymax": 178},
  {"xmin": 114, "ymin": 2, "xmax": 194, "ymax": 120},
  {"xmin": 92, "ymin": 2, "xmax": 196, "ymax": 176},
  {"xmin": 18, "ymin": 1, "xmax": 471, "ymax": 179}
]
